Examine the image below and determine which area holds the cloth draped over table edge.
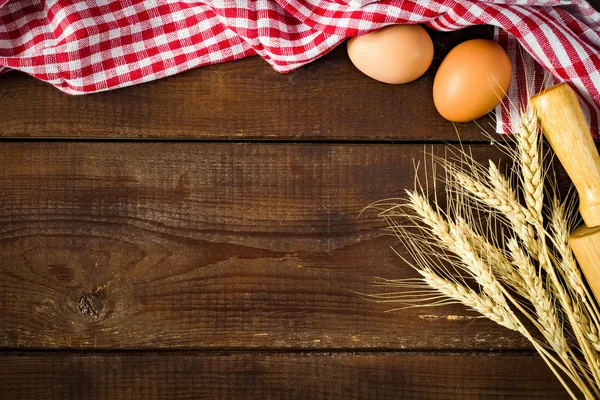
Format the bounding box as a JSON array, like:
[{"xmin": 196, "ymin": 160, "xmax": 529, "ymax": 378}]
[{"xmin": 1, "ymin": 0, "xmax": 599, "ymax": 136}]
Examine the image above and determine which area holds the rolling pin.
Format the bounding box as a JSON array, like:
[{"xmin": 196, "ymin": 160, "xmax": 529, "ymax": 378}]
[{"xmin": 530, "ymin": 83, "xmax": 600, "ymax": 301}]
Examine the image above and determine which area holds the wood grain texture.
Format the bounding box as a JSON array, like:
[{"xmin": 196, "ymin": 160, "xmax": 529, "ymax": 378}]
[
  {"xmin": 0, "ymin": 141, "xmax": 546, "ymax": 350},
  {"xmin": 0, "ymin": 352, "xmax": 567, "ymax": 399},
  {"xmin": 0, "ymin": 27, "xmax": 493, "ymax": 141}
]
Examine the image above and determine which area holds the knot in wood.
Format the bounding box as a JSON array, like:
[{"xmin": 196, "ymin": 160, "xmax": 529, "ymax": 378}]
[{"xmin": 78, "ymin": 292, "xmax": 104, "ymax": 320}]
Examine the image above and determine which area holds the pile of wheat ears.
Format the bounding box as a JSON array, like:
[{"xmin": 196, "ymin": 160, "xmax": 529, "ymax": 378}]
[{"xmin": 368, "ymin": 107, "xmax": 600, "ymax": 399}]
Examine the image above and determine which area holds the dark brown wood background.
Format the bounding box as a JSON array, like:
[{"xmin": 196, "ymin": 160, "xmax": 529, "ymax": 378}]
[{"xmin": 0, "ymin": 26, "xmax": 574, "ymax": 399}]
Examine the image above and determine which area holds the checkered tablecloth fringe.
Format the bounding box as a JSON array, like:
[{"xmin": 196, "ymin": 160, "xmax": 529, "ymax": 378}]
[{"xmin": 2, "ymin": 0, "xmax": 599, "ymax": 135}]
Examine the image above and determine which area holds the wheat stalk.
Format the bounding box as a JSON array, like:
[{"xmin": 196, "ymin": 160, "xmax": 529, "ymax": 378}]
[
  {"xmin": 367, "ymin": 109, "xmax": 600, "ymax": 399},
  {"xmin": 551, "ymin": 198, "xmax": 588, "ymax": 301},
  {"xmin": 517, "ymin": 110, "xmax": 600, "ymax": 391},
  {"xmin": 507, "ymin": 238, "xmax": 570, "ymax": 363}
]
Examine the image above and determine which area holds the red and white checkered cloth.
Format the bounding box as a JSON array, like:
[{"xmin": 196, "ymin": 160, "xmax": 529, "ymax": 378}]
[{"xmin": 2, "ymin": 0, "xmax": 599, "ymax": 136}]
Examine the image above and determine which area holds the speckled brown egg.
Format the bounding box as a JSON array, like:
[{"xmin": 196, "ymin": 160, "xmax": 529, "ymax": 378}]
[
  {"xmin": 347, "ymin": 25, "xmax": 434, "ymax": 84},
  {"xmin": 433, "ymin": 39, "xmax": 512, "ymax": 122}
]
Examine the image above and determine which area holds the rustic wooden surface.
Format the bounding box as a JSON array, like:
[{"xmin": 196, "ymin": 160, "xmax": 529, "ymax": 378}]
[
  {"xmin": 0, "ymin": 26, "xmax": 573, "ymax": 399},
  {"xmin": 1, "ymin": 142, "xmax": 541, "ymax": 350},
  {"xmin": 0, "ymin": 352, "xmax": 564, "ymax": 399}
]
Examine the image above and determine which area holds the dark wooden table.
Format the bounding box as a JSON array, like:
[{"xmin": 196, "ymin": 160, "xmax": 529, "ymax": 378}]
[{"xmin": 0, "ymin": 26, "xmax": 570, "ymax": 398}]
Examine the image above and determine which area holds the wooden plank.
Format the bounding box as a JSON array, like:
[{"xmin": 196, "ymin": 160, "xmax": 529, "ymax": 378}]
[
  {"xmin": 0, "ymin": 27, "xmax": 493, "ymax": 141},
  {"xmin": 0, "ymin": 142, "xmax": 569, "ymax": 350},
  {"xmin": 0, "ymin": 351, "xmax": 567, "ymax": 399}
]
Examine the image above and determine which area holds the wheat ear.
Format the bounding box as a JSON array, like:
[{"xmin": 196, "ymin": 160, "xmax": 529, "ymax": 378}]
[
  {"xmin": 516, "ymin": 109, "xmax": 600, "ymax": 394},
  {"xmin": 517, "ymin": 108, "xmax": 544, "ymax": 224},
  {"xmin": 420, "ymin": 270, "xmax": 522, "ymax": 331},
  {"xmin": 507, "ymin": 238, "xmax": 570, "ymax": 361},
  {"xmin": 454, "ymin": 167, "xmax": 538, "ymax": 257},
  {"xmin": 402, "ymin": 191, "xmax": 588, "ymax": 399},
  {"xmin": 368, "ymin": 104, "xmax": 600, "ymax": 397},
  {"xmin": 550, "ymin": 198, "xmax": 600, "ymax": 329},
  {"xmin": 459, "ymin": 219, "xmax": 526, "ymax": 296}
]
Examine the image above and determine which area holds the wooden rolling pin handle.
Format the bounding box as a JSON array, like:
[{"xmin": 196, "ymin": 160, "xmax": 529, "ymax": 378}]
[
  {"xmin": 569, "ymin": 225, "xmax": 600, "ymax": 301},
  {"xmin": 530, "ymin": 83, "xmax": 600, "ymax": 228}
]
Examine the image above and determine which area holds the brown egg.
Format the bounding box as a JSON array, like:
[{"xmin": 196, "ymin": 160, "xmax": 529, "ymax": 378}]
[
  {"xmin": 347, "ymin": 25, "xmax": 434, "ymax": 84},
  {"xmin": 433, "ymin": 39, "xmax": 512, "ymax": 122}
]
